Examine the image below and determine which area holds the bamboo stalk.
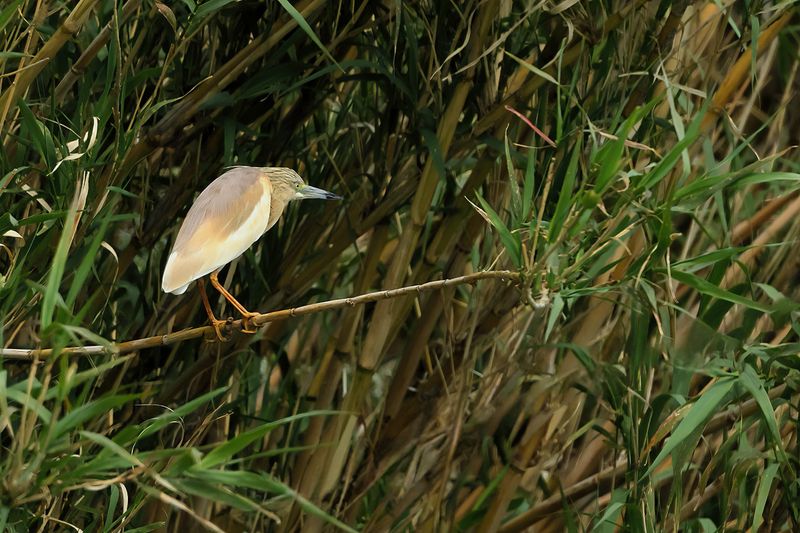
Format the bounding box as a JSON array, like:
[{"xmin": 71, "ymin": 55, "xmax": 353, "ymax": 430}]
[
  {"xmin": 356, "ymin": 0, "xmax": 499, "ymax": 373},
  {"xmin": 149, "ymin": 0, "xmax": 324, "ymax": 145},
  {"xmin": 472, "ymin": 0, "xmax": 648, "ymax": 136},
  {"xmin": 312, "ymin": 2, "xmax": 507, "ymax": 515},
  {"xmin": 674, "ymin": 190, "xmax": 799, "ymax": 301},
  {"xmin": 284, "ymin": 225, "xmax": 390, "ymax": 530},
  {"xmin": 84, "ymin": 0, "xmax": 326, "ymax": 228},
  {"xmin": 700, "ymin": 11, "xmax": 792, "ymax": 131},
  {"xmin": 721, "ymin": 193, "xmax": 800, "ymax": 289},
  {"xmin": 478, "ymin": 412, "xmax": 552, "ymax": 531},
  {"xmin": 53, "ymin": 0, "xmax": 143, "ymax": 103},
  {"xmin": 498, "ymin": 384, "xmax": 788, "ymax": 532},
  {"xmin": 0, "ymin": 0, "xmax": 101, "ymax": 130}
]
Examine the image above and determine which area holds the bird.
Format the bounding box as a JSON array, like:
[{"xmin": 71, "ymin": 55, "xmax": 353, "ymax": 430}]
[{"xmin": 161, "ymin": 166, "xmax": 341, "ymax": 340}]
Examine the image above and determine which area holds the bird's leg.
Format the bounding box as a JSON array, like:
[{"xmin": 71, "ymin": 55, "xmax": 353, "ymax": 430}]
[
  {"xmin": 209, "ymin": 270, "xmax": 259, "ymax": 334},
  {"xmin": 198, "ymin": 277, "xmax": 229, "ymax": 341}
]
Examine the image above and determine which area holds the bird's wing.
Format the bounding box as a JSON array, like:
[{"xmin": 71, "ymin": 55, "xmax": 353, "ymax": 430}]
[{"xmin": 162, "ymin": 168, "xmax": 272, "ymax": 293}]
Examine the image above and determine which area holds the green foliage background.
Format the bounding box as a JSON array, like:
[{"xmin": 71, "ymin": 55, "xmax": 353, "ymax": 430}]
[{"xmin": 1, "ymin": 0, "xmax": 800, "ymax": 531}]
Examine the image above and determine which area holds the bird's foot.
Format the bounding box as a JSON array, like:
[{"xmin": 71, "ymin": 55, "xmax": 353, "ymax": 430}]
[
  {"xmin": 206, "ymin": 317, "xmax": 234, "ymax": 342},
  {"xmin": 240, "ymin": 312, "xmax": 260, "ymax": 334}
]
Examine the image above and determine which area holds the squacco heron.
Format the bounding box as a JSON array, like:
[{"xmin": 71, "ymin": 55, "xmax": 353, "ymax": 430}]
[{"xmin": 161, "ymin": 166, "xmax": 341, "ymax": 339}]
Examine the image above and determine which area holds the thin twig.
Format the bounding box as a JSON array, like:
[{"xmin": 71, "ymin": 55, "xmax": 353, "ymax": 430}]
[{"xmin": 1, "ymin": 270, "xmax": 522, "ymax": 361}]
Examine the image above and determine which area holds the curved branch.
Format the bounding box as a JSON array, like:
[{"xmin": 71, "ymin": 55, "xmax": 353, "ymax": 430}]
[{"xmin": 2, "ymin": 270, "xmax": 522, "ymax": 361}]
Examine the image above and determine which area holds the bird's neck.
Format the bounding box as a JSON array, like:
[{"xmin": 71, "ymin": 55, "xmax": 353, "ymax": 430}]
[{"xmin": 266, "ymin": 197, "xmax": 288, "ymax": 231}]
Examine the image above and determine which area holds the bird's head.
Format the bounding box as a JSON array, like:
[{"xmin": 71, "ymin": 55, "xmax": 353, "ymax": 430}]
[{"xmin": 264, "ymin": 167, "xmax": 342, "ymax": 202}]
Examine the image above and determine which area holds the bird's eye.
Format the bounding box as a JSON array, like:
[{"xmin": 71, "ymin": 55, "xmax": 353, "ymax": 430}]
[{"xmin": 296, "ymin": 182, "xmax": 302, "ymax": 189}]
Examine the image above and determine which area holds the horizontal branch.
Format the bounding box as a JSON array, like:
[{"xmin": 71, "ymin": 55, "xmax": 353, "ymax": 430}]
[{"xmin": 2, "ymin": 270, "xmax": 522, "ymax": 361}]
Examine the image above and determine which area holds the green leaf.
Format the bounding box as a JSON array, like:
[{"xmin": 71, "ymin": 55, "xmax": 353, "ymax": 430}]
[
  {"xmin": 593, "ymin": 100, "xmax": 658, "ymax": 193},
  {"xmin": 549, "ymin": 137, "xmax": 581, "ymax": 243},
  {"xmin": 522, "ymin": 148, "xmax": 536, "ymax": 221},
  {"xmin": 18, "ymin": 211, "xmax": 67, "ymax": 227},
  {"xmin": 668, "ymin": 269, "xmax": 772, "ymax": 313},
  {"xmin": 198, "ymin": 411, "xmax": 337, "ymax": 469},
  {"xmin": 41, "ymin": 207, "xmax": 80, "ymax": 330},
  {"xmin": 0, "ymin": 0, "xmax": 24, "ymax": 34},
  {"xmin": 5, "ymin": 387, "xmax": 52, "ymax": 424},
  {"xmin": 0, "ymin": 212, "xmax": 18, "ymax": 235},
  {"xmin": 104, "ymin": 484, "xmax": 120, "ymax": 533},
  {"xmin": 66, "ymin": 214, "xmax": 112, "ymax": 310},
  {"xmin": 53, "ymin": 394, "xmax": 140, "ymax": 440},
  {"xmin": 738, "ymin": 365, "xmax": 783, "ymax": 452},
  {"xmin": 671, "ymin": 248, "xmax": 746, "ymax": 273},
  {"xmin": 472, "ymin": 191, "xmax": 522, "ymax": 268},
  {"xmin": 185, "ymin": 469, "xmax": 357, "ymax": 532},
  {"xmin": 675, "ymin": 171, "xmax": 800, "ymax": 202},
  {"xmin": 749, "ymin": 15, "xmax": 760, "ymax": 83},
  {"xmin": 193, "ymin": 0, "xmax": 237, "ymax": 21},
  {"xmin": 646, "ymin": 377, "xmax": 736, "ymax": 476},
  {"xmin": 591, "ymin": 497, "xmax": 626, "ymax": 532},
  {"xmin": 136, "ymin": 387, "xmax": 229, "ymax": 441},
  {"xmin": 694, "ymin": 518, "xmax": 719, "ymax": 532},
  {"xmin": 276, "ymin": 0, "xmax": 342, "ymax": 72},
  {"xmin": 471, "ymin": 465, "xmax": 509, "ymax": 511},
  {"xmin": 593, "ymin": 124, "xmax": 629, "ymax": 193},
  {"xmin": 421, "ymin": 128, "xmax": 447, "ymax": 182},
  {"xmin": 0, "ymin": 166, "xmax": 27, "ymax": 194},
  {"xmin": 637, "ymin": 102, "xmax": 705, "ymax": 191},
  {"xmin": 733, "ymin": 171, "xmax": 800, "ymax": 188},
  {"xmin": 169, "ymin": 478, "xmax": 264, "ymax": 512},
  {"xmin": 504, "ymin": 50, "xmax": 559, "ymax": 86},
  {"xmin": 551, "ymin": 342, "xmax": 596, "ymax": 374},
  {"xmin": 504, "ymin": 131, "xmax": 522, "ymax": 224},
  {"xmin": 80, "ymin": 430, "xmax": 144, "ymax": 467},
  {"xmin": 752, "ymin": 462, "xmax": 779, "ymax": 532},
  {"xmin": 544, "ymin": 293, "xmax": 564, "ymax": 342}
]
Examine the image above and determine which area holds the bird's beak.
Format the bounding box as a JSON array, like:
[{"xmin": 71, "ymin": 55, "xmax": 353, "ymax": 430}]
[{"xmin": 299, "ymin": 184, "xmax": 342, "ymax": 200}]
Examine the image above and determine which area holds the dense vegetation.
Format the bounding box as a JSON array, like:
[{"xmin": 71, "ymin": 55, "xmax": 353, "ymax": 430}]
[{"xmin": 1, "ymin": 1, "xmax": 799, "ymax": 531}]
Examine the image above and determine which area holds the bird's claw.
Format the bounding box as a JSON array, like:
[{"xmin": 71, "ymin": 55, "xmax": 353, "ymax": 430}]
[
  {"xmin": 206, "ymin": 317, "xmax": 233, "ymax": 342},
  {"xmin": 205, "ymin": 314, "xmax": 258, "ymax": 340},
  {"xmin": 240, "ymin": 312, "xmax": 260, "ymax": 334}
]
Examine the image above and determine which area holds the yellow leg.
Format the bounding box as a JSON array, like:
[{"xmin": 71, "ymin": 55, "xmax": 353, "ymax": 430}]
[
  {"xmin": 198, "ymin": 278, "xmax": 229, "ymax": 341},
  {"xmin": 209, "ymin": 270, "xmax": 259, "ymax": 333}
]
